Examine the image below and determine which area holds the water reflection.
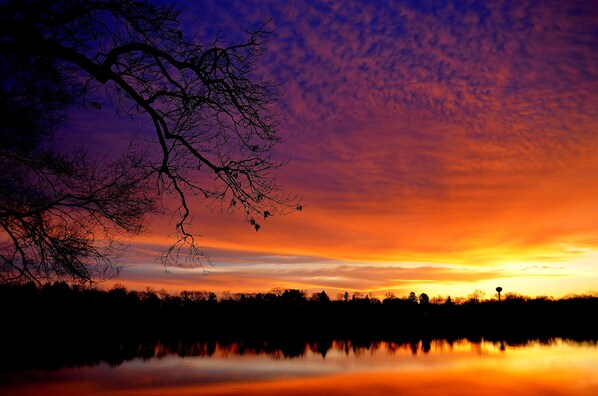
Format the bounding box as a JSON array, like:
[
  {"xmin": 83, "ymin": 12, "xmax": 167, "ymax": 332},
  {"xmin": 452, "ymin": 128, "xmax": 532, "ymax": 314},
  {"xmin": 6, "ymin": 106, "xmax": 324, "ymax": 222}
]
[
  {"xmin": 4, "ymin": 335, "xmax": 597, "ymax": 372},
  {"xmin": 1, "ymin": 338, "xmax": 597, "ymax": 396}
]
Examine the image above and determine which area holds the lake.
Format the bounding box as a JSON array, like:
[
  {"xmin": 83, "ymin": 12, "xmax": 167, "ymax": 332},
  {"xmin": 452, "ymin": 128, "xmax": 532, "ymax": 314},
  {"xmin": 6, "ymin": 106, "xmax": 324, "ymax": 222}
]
[{"xmin": 1, "ymin": 338, "xmax": 597, "ymax": 395}]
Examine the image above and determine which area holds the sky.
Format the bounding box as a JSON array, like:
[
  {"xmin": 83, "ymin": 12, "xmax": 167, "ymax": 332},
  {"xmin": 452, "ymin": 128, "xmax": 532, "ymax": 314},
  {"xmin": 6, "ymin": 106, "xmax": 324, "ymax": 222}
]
[{"xmin": 68, "ymin": 0, "xmax": 598, "ymax": 299}]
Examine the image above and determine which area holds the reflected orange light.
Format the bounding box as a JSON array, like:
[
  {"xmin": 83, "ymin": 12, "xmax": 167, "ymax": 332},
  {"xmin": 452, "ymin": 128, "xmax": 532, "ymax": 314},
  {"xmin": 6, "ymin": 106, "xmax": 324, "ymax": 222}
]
[
  {"xmin": 154, "ymin": 370, "xmax": 596, "ymax": 396},
  {"xmin": 3, "ymin": 340, "xmax": 597, "ymax": 396},
  {"xmin": 11, "ymin": 369, "xmax": 592, "ymax": 396}
]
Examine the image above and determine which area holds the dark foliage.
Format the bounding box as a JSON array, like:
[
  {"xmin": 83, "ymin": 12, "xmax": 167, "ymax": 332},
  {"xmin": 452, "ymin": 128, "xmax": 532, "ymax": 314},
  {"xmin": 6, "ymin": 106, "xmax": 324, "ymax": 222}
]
[{"xmin": 2, "ymin": 283, "xmax": 597, "ymax": 372}]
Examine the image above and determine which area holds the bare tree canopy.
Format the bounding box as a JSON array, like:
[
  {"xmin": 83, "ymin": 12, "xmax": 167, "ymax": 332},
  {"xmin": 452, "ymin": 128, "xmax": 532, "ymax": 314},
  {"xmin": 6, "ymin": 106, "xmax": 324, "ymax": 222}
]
[{"xmin": 0, "ymin": 0, "xmax": 299, "ymax": 284}]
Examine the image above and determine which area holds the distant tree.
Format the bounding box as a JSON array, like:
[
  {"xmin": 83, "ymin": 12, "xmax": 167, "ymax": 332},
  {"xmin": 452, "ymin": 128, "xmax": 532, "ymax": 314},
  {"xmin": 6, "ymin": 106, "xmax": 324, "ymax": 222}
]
[
  {"xmin": 140, "ymin": 286, "xmax": 160, "ymax": 306},
  {"xmin": 281, "ymin": 289, "xmax": 306, "ymax": 304},
  {"xmin": 504, "ymin": 292, "xmax": 527, "ymax": 302},
  {"xmin": 0, "ymin": 0, "xmax": 299, "ymax": 285},
  {"xmin": 111, "ymin": 283, "xmax": 128, "ymax": 295},
  {"xmin": 418, "ymin": 293, "xmax": 430, "ymax": 305},
  {"xmin": 496, "ymin": 287, "xmax": 503, "ymax": 301},
  {"xmin": 343, "ymin": 291, "xmax": 350, "ymax": 302},
  {"xmin": 141, "ymin": 286, "xmax": 156, "ymax": 298},
  {"xmin": 234, "ymin": 293, "xmax": 249, "ymax": 302},
  {"xmin": 467, "ymin": 290, "xmax": 486, "ymax": 304},
  {"xmin": 407, "ymin": 291, "xmax": 418, "ymax": 303},
  {"xmin": 311, "ymin": 290, "xmax": 330, "ymax": 303},
  {"xmin": 206, "ymin": 292, "xmax": 218, "ymax": 303},
  {"xmin": 220, "ymin": 290, "xmax": 233, "ymax": 302},
  {"xmin": 181, "ymin": 290, "xmax": 217, "ymax": 303},
  {"xmin": 384, "ymin": 292, "xmax": 396, "ymax": 300},
  {"xmin": 157, "ymin": 288, "xmax": 171, "ymax": 301}
]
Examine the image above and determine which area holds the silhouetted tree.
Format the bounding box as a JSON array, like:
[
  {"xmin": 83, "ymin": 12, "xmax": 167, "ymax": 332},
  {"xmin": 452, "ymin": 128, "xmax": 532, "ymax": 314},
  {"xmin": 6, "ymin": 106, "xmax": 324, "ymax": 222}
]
[
  {"xmin": 0, "ymin": 45, "xmax": 158, "ymax": 284},
  {"xmin": 281, "ymin": 289, "xmax": 306, "ymax": 304},
  {"xmin": 109, "ymin": 284, "xmax": 129, "ymax": 300},
  {"xmin": 504, "ymin": 292, "xmax": 526, "ymax": 302},
  {"xmin": 220, "ymin": 290, "xmax": 233, "ymax": 302},
  {"xmin": 407, "ymin": 291, "xmax": 418, "ymax": 303},
  {"xmin": 352, "ymin": 292, "xmax": 364, "ymax": 301},
  {"xmin": 419, "ymin": 293, "xmax": 430, "ymax": 305},
  {"xmin": 496, "ymin": 287, "xmax": 503, "ymax": 301},
  {"xmin": 0, "ymin": 0, "xmax": 299, "ymax": 284},
  {"xmin": 467, "ymin": 290, "xmax": 486, "ymax": 304},
  {"xmin": 311, "ymin": 290, "xmax": 330, "ymax": 304}
]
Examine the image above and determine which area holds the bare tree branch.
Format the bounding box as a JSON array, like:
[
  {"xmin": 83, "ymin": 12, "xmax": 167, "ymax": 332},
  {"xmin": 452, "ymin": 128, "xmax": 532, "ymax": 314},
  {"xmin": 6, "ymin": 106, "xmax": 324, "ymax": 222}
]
[{"xmin": 0, "ymin": 0, "xmax": 300, "ymax": 284}]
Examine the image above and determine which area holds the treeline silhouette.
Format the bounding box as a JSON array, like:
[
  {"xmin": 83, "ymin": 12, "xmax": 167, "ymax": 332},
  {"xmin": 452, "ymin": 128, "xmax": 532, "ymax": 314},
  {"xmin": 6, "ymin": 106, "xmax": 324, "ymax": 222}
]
[
  {"xmin": 3, "ymin": 282, "xmax": 597, "ymax": 339},
  {"xmin": 2, "ymin": 282, "xmax": 597, "ymax": 372}
]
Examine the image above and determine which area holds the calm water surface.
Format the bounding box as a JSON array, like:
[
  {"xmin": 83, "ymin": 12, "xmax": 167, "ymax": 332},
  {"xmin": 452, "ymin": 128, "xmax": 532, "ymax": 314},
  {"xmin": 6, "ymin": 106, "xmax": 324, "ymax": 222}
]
[{"xmin": 2, "ymin": 338, "xmax": 597, "ymax": 395}]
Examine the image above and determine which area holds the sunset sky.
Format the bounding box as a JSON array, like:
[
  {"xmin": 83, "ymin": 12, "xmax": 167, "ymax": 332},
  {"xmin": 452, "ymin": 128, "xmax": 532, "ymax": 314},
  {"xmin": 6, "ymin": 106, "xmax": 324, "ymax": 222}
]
[{"xmin": 66, "ymin": 0, "xmax": 598, "ymax": 299}]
